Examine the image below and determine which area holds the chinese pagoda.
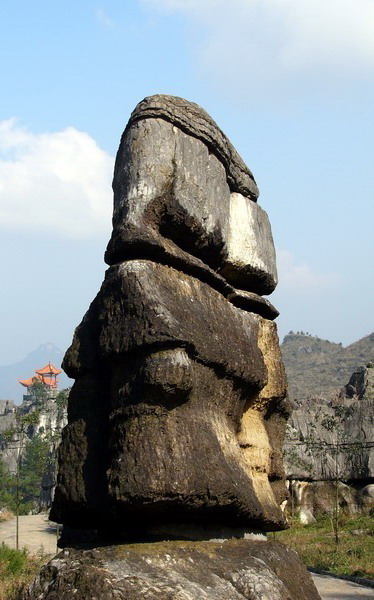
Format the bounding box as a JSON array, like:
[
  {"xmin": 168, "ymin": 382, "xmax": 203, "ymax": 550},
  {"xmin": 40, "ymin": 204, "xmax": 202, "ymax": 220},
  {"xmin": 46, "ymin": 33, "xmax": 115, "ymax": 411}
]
[{"xmin": 19, "ymin": 362, "xmax": 62, "ymax": 393}]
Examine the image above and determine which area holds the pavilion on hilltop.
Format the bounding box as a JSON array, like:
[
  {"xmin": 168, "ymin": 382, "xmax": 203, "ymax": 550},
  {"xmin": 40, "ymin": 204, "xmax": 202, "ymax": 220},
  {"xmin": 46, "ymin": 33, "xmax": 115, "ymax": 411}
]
[{"xmin": 19, "ymin": 362, "xmax": 62, "ymax": 395}]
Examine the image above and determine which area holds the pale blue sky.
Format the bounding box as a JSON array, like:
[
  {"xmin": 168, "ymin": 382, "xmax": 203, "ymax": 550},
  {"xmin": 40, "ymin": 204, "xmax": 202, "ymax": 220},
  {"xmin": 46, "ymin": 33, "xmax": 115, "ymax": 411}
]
[{"xmin": 1, "ymin": 0, "xmax": 373, "ymax": 367}]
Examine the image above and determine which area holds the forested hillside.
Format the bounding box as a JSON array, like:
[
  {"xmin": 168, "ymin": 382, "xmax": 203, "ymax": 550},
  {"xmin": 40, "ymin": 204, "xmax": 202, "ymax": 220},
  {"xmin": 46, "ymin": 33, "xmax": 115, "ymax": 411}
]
[{"xmin": 281, "ymin": 331, "xmax": 374, "ymax": 400}]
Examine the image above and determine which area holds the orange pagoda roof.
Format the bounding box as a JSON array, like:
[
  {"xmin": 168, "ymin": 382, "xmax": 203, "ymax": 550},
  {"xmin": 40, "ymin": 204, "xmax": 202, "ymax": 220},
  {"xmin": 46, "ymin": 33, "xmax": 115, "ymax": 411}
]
[
  {"xmin": 19, "ymin": 362, "xmax": 62, "ymax": 389},
  {"xmin": 19, "ymin": 376, "xmax": 39, "ymax": 388},
  {"xmin": 35, "ymin": 362, "xmax": 62, "ymax": 376}
]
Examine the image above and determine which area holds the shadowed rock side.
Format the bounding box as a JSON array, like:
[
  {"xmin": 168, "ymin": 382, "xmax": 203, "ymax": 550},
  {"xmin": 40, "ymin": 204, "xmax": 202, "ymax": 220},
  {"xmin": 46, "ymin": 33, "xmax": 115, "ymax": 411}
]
[
  {"xmin": 19, "ymin": 540, "xmax": 320, "ymax": 600},
  {"xmin": 50, "ymin": 95, "xmax": 289, "ymax": 544}
]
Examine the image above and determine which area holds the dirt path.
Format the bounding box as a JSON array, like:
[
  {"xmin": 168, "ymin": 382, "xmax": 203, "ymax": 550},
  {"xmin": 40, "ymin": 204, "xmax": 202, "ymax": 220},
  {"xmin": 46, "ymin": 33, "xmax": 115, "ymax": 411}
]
[
  {"xmin": 0, "ymin": 513, "xmax": 59, "ymax": 556},
  {"xmin": 312, "ymin": 572, "xmax": 374, "ymax": 599},
  {"xmin": 311, "ymin": 573, "xmax": 374, "ymax": 599}
]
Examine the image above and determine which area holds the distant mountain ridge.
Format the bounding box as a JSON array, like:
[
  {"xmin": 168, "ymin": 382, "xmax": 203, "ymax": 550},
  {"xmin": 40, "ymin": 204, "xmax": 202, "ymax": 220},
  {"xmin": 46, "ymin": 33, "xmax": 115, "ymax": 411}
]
[
  {"xmin": 0, "ymin": 343, "xmax": 72, "ymax": 403},
  {"xmin": 281, "ymin": 331, "xmax": 374, "ymax": 400}
]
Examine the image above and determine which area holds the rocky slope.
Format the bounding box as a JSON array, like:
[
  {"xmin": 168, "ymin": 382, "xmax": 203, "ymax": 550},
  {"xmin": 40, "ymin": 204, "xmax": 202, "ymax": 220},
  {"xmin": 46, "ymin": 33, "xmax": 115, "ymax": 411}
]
[{"xmin": 281, "ymin": 331, "xmax": 374, "ymax": 401}]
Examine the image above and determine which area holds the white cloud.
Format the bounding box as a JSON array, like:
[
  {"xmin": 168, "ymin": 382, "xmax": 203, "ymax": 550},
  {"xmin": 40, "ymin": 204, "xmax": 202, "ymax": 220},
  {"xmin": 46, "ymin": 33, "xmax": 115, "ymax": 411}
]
[
  {"xmin": 142, "ymin": 0, "xmax": 374, "ymax": 88},
  {"xmin": 276, "ymin": 249, "xmax": 340, "ymax": 292},
  {"xmin": 96, "ymin": 8, "xmax": 115, "ymax": 29},
  {"xmin": 0, "ymin": 119, "xmax": 113, "ymax": 239}
]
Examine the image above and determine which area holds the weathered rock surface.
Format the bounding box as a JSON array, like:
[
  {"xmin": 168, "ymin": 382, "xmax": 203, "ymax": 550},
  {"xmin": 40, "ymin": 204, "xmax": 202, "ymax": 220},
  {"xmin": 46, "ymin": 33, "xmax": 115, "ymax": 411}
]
[
  {"xmin": 51, "ymin": 95, "xmax": 289, "ymax": 551},
  {"xmin": 284, "ymin": 365, "xmax": 374, "ymax": 482},
  {"xmin": 106, "ymin": 95, "xmax": 277, "ymax": 296},
  {"xmin": 345, "ymin": 364, "xmax": 373, "ymax": 399},
  {"xmin": 51, "ymin": 261, "xmax": 287, "ymax": 535},
  {"xmin": 18, "ymin": 539, "xmax": 320, "ymax": 600},
  {"xmin": 125, "ymin": 94, "xmax": 259, "ymax": 200},
  {"xmin": 284, "ymin": 364, "xmax": 374, "ymax": 518},
  {"xmin": 287, "ymin": 481, "xmax": 362, "ymax": 523},
  {"xmin": 0, "ymin": 395, "xmax": 67, "ymax": 508},
  {"xmin": 0, "ymin": 399, "xmax": 17, "ymax": 472}
]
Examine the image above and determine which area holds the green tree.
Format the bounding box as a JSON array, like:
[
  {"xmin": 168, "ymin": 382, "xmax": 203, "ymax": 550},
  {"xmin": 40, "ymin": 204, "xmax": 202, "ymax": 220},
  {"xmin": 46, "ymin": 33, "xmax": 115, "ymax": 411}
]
[
  {"xmin": 28, "ymin": 380, "xmax": 49, "ymax": 407},
  {"xmin": 17, "ymin": 436, "xmax": 50, "ymax": 513},
  {"xmin": 0, "ymin": 458, "xmax": 17, "ymax": 510},
  {"xmin": 55, "ymin": 387, "xmax": 70, "ymax": 410},
  {"xmin": 285, "ymin": 402, "xmax": 367, "ymax": 543},
  {"xmin": 1, "ymin": 410, "xmax": 48, "ymax": 547}
]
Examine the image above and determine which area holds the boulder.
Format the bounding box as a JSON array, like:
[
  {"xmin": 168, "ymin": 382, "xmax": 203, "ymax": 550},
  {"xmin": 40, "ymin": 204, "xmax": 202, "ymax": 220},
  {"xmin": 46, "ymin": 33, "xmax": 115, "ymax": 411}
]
[
  {"xmin": 19, "ymin": 539, "xmax": 320, "ymax": 600},
  {"xmin": 359, "ymin": 484, "xmax": 374, "ymax": 512},
  {"xmin": 287, "ymin": 481, "xmax": 360, "ymax": 520}
]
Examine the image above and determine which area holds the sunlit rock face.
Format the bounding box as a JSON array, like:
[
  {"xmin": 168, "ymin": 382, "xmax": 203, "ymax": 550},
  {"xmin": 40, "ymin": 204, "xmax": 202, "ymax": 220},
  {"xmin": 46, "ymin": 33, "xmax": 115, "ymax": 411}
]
[{"xmin": 50, "ymin": 95, "xmax": 289, "ymax": 541}]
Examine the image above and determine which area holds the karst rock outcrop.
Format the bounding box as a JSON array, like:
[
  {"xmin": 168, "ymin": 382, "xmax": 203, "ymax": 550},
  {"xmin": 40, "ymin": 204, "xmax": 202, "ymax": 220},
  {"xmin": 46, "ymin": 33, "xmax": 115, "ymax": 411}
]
[
  {"xmin": 284, "ymin": 363, "xmax": 374, "ymax": 521},
  {"xmin": 24, "ymin": 95, "xmax": 320, "ymax": 599}
]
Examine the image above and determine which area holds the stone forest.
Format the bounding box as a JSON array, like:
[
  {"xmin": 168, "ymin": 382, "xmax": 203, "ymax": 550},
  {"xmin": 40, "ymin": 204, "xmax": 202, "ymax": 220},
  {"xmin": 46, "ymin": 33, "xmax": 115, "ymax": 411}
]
[{"xmin": 9, "ymin": 95, "xmax": 322, "ymax": 598}]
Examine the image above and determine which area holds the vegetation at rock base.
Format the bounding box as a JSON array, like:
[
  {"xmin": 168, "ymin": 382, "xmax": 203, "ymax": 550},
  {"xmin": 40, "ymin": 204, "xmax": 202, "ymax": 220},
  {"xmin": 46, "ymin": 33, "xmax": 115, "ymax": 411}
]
[
  {"xmin": 281, "ymin": 331, "xmax": 374, "ymax": 400},
  {"xmin": 26, "ymin": 381, "xmax": 49, "ymax": 407},
  {"xmin": 275, "ymin": 514, "xmax": 374, "ymax": 580},
  {"xmin": 0, "ymin": 544, "xmax": 46, "ymax": 600},
  {"xmin": 16, "ymin": 436, "xmax": 50, "ymax": 514},
  {"xmin": 0, "ymin": 385, "xmax": 70, "ymax": 516},
  {"xmin": 0, "ymin": 459, "xmax": 17, "ymax": 514},
  {"xmin": 0, "ymin": 435, "xmax": 49, "ymax": 515}
]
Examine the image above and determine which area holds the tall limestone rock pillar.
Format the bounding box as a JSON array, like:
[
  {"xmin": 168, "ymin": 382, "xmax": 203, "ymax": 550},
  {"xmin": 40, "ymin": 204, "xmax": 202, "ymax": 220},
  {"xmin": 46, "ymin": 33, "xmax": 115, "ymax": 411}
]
[
  {"xmin": 50, "ymin": 95, "xmax": 290, "ymax": 540},
  {"xmin": 30, "ymin": 95, "xmax": 323, "ymax": 599}
]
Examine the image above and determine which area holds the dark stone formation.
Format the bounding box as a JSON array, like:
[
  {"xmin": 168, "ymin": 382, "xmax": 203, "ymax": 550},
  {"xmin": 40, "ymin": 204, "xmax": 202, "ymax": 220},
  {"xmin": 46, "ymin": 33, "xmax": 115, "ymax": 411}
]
[
  {"xmin": 18, "ymin": 540, "xmax": 320, "ymax": 600},
  {"xmin": 344, "ymin": 364, "xmax": 371, "ymax": 399},
  {"xmin": 42, "ymin": 96, "xmax": 320, "ymax": 598},
  {"xmin": 50, "ymin": 95, "xmax": 289, "ymax": 541}
]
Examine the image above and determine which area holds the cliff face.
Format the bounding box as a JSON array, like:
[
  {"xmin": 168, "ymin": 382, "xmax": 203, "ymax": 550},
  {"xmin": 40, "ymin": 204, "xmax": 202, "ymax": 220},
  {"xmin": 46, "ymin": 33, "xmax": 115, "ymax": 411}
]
[
  {"xmin": 0, "ymin": 393, "xmax": 67, "ymax": 508},
  {"xmin": 284, "ymin": 364, "xmax": 374, "ymax": 482},
  {"xmin": 283, "ymin": 364, "xmax": 374, "ymax": 520},
  {"xmin": 0, "ymin": 399, "xmax": 17, "ymax": 472}
]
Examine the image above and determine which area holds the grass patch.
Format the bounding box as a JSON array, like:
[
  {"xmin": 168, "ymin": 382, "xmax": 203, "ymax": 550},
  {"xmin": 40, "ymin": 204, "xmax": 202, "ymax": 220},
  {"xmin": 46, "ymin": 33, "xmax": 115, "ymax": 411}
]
[
  {"xmin": 0, "ymin": 543, "xmax": 46, "ymax": 599},
  {"xmin": 275, "ymin": 514, "xmax": 374, "ymax": 580},
  {"xmin": 0, "ymin": 510, "xmax": 14, "ymax": 524}
]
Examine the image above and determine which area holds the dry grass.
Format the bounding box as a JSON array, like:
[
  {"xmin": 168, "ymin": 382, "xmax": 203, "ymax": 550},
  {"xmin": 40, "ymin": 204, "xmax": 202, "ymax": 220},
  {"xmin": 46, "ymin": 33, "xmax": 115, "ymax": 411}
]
[
  {"xmin": 0, "ymin": 544, "xmax": 47, "ymax": 599},
  {"xmin": 0, "ymin": 510, "xmax": 14, "ymax": 524},
  {"xmin": 275, "ymin": 514, "xmax": 374, "ymax": 580}
]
